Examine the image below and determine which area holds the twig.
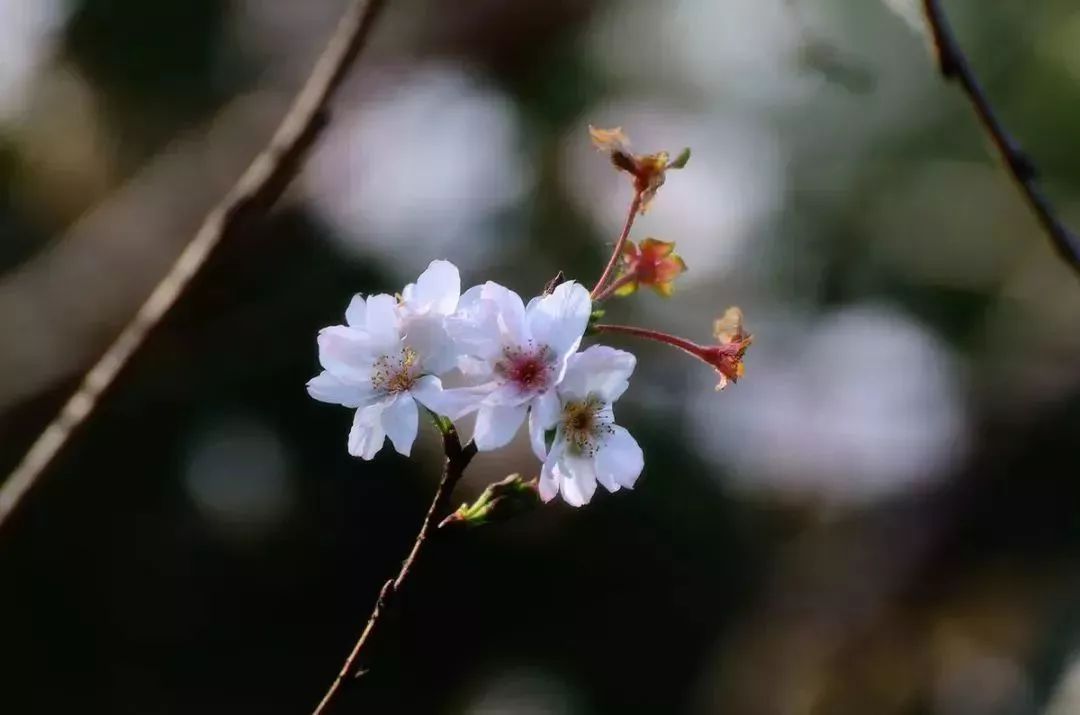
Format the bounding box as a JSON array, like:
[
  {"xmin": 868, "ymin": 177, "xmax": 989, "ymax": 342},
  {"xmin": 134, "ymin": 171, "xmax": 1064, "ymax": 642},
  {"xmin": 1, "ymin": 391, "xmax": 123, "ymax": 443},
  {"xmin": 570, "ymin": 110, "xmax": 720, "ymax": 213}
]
[
  {"xmin": 0, "ymin": 0, "xmax": 389, "ymax": 533},
  {"xmin": 311, "ymin": 428, "xmax": 477, "ymax": 715},
  {"xmin": 592, "ymin": 272, "xmax": 637, "ymax": 303},
  {"xmin": 590, "ymin": 191, "xmax": 642, "ymax": 299},
  {"xmin": 921, "ymin": 0, "xmax": 1080, "ymax": 275}
]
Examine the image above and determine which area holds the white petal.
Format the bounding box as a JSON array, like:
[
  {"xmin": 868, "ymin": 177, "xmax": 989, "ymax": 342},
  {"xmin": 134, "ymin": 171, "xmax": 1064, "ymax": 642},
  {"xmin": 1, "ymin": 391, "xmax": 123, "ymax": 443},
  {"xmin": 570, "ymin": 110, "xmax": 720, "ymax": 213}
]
[
  {"xmin": 473, "ymin": 402, "xmax": 528, "ymax": 451},
  {"xmin": 348, "ymin": 402, "xmax": 388, "ymax": 460},
  {"xmin": 402, "ymin": 314, "xmax": 456, "ymax": 376},
  {"xmin": 382, "ymin": 394, "xmax": 419, "ymax": 457},
  {"xmin": 528, "ymin": 391, "xmax": 560, "ymax": 460},
  {"xmin": 418, "ymin": 382, "xmax": 493, "ymax": 420},
  {"xmin": 458, "ymin": 355, "xmax": 495, "ymax": 381},
  {"xmin": 345, "ymin": 294, "xmax": 366, "ymax": 328},
  {"xmin": 558, "ymin": 345, "xmax": 636, "ymax": 403},
  {"xmin": 595, "ymin": 425, "xmax": 643, "ymax": 491},
  {"xmin": 410, "ymin": 260, "xmax": 461, "ymax": 315},
  {"xmin": 446, "ymin": 284, "xmax": 506, "ymax": 361},
  {"xmin": 317, "ymin": 326, "xmax": 376, "ymax": 382},
  {"xmin": 482, "ymin": 281, "xmax": 527, "ymax": 346},
  {"xmin": 525, "ymin": 281, "xmax": 591, "ymax": 357},
  {"xmin": 307, "ymin": 370, "xmax": 377, "ymax": 408},
  {"xmin": 363, "ymin": 293, "xmax": 401, "ymax": 349},
  {"xmin": 410, "ymin": 375, "xmax": 477, "ymax": 418},
  {"xmin": 538, "ymin": 438, "xmax": 564, "ymax": 503},
  {"xmin": 557, "ymin": 452, "xmax": 598, "ymax": 507}
]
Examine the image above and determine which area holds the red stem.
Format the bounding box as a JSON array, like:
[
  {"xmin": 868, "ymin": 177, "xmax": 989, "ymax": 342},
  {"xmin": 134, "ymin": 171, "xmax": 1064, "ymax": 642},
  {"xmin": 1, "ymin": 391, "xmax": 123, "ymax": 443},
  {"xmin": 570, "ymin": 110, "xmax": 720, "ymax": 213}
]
[
  {"xmin": 590, "ymin": 192, "xmax": 642, "ymax": 299},
  {"xmin": 592, "ymin": 272, "xmax": 637, "ymax": 302},
  {"xmin": 593, "ymin": 323, "xmax": 705, "ymax": 358}
]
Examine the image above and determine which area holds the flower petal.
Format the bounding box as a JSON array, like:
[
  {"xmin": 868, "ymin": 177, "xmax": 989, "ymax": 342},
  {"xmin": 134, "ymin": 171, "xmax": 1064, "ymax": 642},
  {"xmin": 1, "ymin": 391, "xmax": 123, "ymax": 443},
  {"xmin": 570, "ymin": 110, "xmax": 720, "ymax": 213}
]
[
  {"xmin": 528, "ymin": 390, "xmax": 560, "ymax": 460},
  {"xmin": 639, "ymin": 237, "xmax": 674, "ymax": 257},
  {"xmin": 483, "ymin": 282, "xmax": 527, "ymax": 346},
  {"xmin": 382, "ymin": 393, "xmax": 419, "ymax": 457},
  {"xmin": 473, "ymin": 402, "xmax": 528, "ymax": 451},
  {"xmin": 651, "ymin": 281, "xmax": 675, "ymax": 297},
  {"xmin": 403, "ymin": 314, "xmax": 456, "ymax": 376},
  {"xmin": 595, "ymin": 425, "xmax": 644, "ymax": 491},
  {"xmin": 422, "ymin": 383, "xmax": 495, "ymax": 420},
  {"xmin": 348, "ymin": 402, "xmax": 388, "ymax": 460},
  {"xmin": 307, "ymin": 370, "xmax": 377, "ymax": 408},
  {"xmin": 525, "ymin": 281, "xmax": 591, "ymax": 357},
  {"xmin": 557, "ymin": 453, "xmax": 598, "ymax": 507},
  {"xmin": 363, "ymin": 293, "xmax": 401, "ymax": 350},
  {"xmin": 559, "ymin": 345, "xmax": 636, "ymax": 403},
  {"xmin": 404, "ymin": 260, "xmax": 460, "ymax": 316},
  {"xmin": 446, "ymin": 285, "xmax": 503, "ymax": 361},
  {"xmin": 317, "ymin": 326, "xmax": 376, "ymax": 382},
  {"xmin": 538, "ymin": 440, "xmax": 563, "ymax": 503},
  {"xmin": 613, "ymin": 278, "xmax": 639, "ymax": 297},
  {"xmin": 345, "ymin": 295, "xmax": 366, "ymax": 328},
  {"xmin": 448, "ymin": 282, "xmax": 526, "ymax": 357}
]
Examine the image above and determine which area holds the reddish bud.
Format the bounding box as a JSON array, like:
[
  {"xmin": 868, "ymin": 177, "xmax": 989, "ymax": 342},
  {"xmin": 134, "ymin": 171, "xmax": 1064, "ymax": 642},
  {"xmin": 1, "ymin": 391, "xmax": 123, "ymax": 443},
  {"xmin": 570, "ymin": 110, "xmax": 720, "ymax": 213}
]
[
  {"xmin": 616, "ymin": 238, "xmax": 687, "ymax": 297},
  {"xmin": 588, "ymin": 126, "xmax": 689, "ymax": 214},
  {"xmin": 707, "ymin": 307, "xmax": 753, "ymax": 390}
]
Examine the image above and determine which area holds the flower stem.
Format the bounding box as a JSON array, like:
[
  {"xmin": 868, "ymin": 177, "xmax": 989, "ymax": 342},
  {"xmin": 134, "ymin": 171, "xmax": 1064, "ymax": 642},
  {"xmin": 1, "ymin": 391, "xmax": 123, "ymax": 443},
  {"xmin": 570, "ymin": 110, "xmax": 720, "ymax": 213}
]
[
  {"xmin": 593, "ymin": 323, "xmax": 705, "ymax": 358},
  {"xmin": 311, "ymin": 427, "xmax": 477, "ymax": 715},
  {"xmin": 592, "ymin": 273, "xmax": 637, "ymax": 303},
  {"xmin": 590, "ymin": 191, "xmax": 642, "ymax": 299}
]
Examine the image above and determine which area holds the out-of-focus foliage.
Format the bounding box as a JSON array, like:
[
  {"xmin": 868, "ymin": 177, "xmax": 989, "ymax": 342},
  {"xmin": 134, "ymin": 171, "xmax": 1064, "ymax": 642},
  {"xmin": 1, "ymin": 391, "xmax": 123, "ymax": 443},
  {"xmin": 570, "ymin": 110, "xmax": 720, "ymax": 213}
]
[{"xmin": 2, "ymin": 0, "xmax": 1080, "ymax": 713}]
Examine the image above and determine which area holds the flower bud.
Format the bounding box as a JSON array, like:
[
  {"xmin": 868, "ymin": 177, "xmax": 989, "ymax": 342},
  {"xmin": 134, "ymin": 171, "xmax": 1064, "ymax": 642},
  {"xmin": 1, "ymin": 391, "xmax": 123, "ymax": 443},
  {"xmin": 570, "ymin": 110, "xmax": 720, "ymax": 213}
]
[
  {"xmin": 615, "ymin": 238, "xmax": 687, "ymax": 297},
  {"xmin": 440, "ymin": 474, "xmax": 541, "ymax": 529},
  {"xmin": 588, "ymin": 125, "xmax": 689, "ymax": 213}
]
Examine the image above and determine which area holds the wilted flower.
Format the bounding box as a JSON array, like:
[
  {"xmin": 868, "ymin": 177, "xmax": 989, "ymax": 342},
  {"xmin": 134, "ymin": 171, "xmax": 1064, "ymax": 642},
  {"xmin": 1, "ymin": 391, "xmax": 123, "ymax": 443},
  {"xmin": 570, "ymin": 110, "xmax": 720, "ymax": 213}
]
[
  {"xmin": 441, "ymin": 281, "xmax": 593, "ymax": 451},
  {"xmin": 535, "ymin": 345, "xmax": 644, "ymax": 507},
  {"xmin": 306, "ymin": 261, "xmax": 461, "ymax": 459},
  {"xmin": 589, "ymin": 125, "xmax": 690, "ymax": 213},
  {"xmin": 614, "ymin": 238, "xmax": 687, "ymax": 297},
  {"xmin": 702, "ymin": 307, "xmax": 753, "ymax": 390}
]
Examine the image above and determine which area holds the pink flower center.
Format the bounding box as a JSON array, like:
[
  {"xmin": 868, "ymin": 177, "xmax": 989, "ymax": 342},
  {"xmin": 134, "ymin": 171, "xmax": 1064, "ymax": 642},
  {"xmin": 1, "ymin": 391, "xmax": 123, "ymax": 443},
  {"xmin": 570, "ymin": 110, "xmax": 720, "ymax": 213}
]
[{"xmin": 495, "ymin": 344, "xmax": 554, "ymax": 395}]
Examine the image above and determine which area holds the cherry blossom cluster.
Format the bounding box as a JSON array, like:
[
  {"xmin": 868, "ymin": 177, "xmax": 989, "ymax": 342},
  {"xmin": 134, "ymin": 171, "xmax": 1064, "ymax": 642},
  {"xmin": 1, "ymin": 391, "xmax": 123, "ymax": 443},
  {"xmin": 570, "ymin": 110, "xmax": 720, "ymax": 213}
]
[{"xmin": 307, "ymin": 126, "xmax": 752, "ymax": 509}]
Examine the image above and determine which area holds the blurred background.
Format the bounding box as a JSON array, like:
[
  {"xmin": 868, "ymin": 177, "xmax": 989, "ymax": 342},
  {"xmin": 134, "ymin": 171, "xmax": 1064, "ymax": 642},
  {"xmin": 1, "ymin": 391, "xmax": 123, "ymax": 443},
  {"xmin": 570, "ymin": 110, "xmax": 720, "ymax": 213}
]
[{"xmin": 2, "ymin": 0, "xmax": 1080, "ymax": 712}]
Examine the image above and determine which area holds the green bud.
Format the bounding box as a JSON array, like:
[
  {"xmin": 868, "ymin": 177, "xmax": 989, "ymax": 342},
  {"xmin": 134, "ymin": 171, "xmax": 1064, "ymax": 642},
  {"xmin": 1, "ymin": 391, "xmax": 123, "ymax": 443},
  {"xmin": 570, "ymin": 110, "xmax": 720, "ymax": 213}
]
[
  {"xmin": 426, "ymin": 410, "xmax": 455, "ymax": 436},
  {"xmin": 440, "ymin": 474, "xmax": 541, "ymax": 529},
  {"xmin": 586, "ymin": 306, "xmax": 606, "ymax": 336}
]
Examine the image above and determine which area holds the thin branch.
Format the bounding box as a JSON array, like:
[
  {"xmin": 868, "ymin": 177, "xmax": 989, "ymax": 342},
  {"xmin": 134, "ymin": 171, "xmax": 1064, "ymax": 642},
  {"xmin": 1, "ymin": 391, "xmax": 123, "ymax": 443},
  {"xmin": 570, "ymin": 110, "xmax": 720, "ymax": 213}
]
[
  {"xmin": 311, "ymin": 428, "xmax": 477, "ymax": 715},
  {"xmin": 921, "ymin": 0, "xmax": 1080, "ymax": 275},
  {"xmin": 590, "ymin": 191, "xmax": 642, "ymax": 299},
  {"xmin": 0, "ymin": 0, "xmax": 389, "ymax": 533}
]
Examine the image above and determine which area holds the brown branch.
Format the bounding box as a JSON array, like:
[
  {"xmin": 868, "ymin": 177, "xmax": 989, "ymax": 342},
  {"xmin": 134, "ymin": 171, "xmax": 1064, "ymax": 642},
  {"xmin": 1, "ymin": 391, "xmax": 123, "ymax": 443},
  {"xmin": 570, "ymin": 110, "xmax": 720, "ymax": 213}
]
[
  {"xmin": 311, "ymin": 428, "xmax": 477, "ymax": 715},
  {"xmin": 921, "ymin": 0, "xmax": 1080, "ymax": 275},
  {"xmin": 0, "ymin": 0, "xmax": 390, "ymax": 533}
]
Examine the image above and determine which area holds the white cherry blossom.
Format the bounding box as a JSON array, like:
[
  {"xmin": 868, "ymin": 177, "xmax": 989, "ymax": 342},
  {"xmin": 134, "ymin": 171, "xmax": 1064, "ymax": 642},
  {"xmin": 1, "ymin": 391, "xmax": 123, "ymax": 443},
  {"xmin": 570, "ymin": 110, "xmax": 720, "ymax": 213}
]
[
  {"xmin": 306, "ymin": 261, "xmax": 460, "ymax": 459},
  {"xmin": 441, "ymin": 280, "xmax": 593, "ymax": 451},
  {"xmin": 536, "ymin": 345, "xmax": 643, "ymax": 506}
]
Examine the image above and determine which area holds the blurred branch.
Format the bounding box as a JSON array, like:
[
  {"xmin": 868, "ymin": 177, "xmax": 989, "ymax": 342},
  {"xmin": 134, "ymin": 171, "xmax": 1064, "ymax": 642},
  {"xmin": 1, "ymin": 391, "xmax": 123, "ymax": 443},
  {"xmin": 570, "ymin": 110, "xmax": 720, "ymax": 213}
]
[
  {"xmin": 0, "ymin": 0, "xmax": 389, "ymax": 533},
  {"xmin": 921, "ymin": 0, "xmax": 1080, "ymax": 276},
  {"xmin": 311, "ymin": 427, "xmax": 477, "ymax": 715}
]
